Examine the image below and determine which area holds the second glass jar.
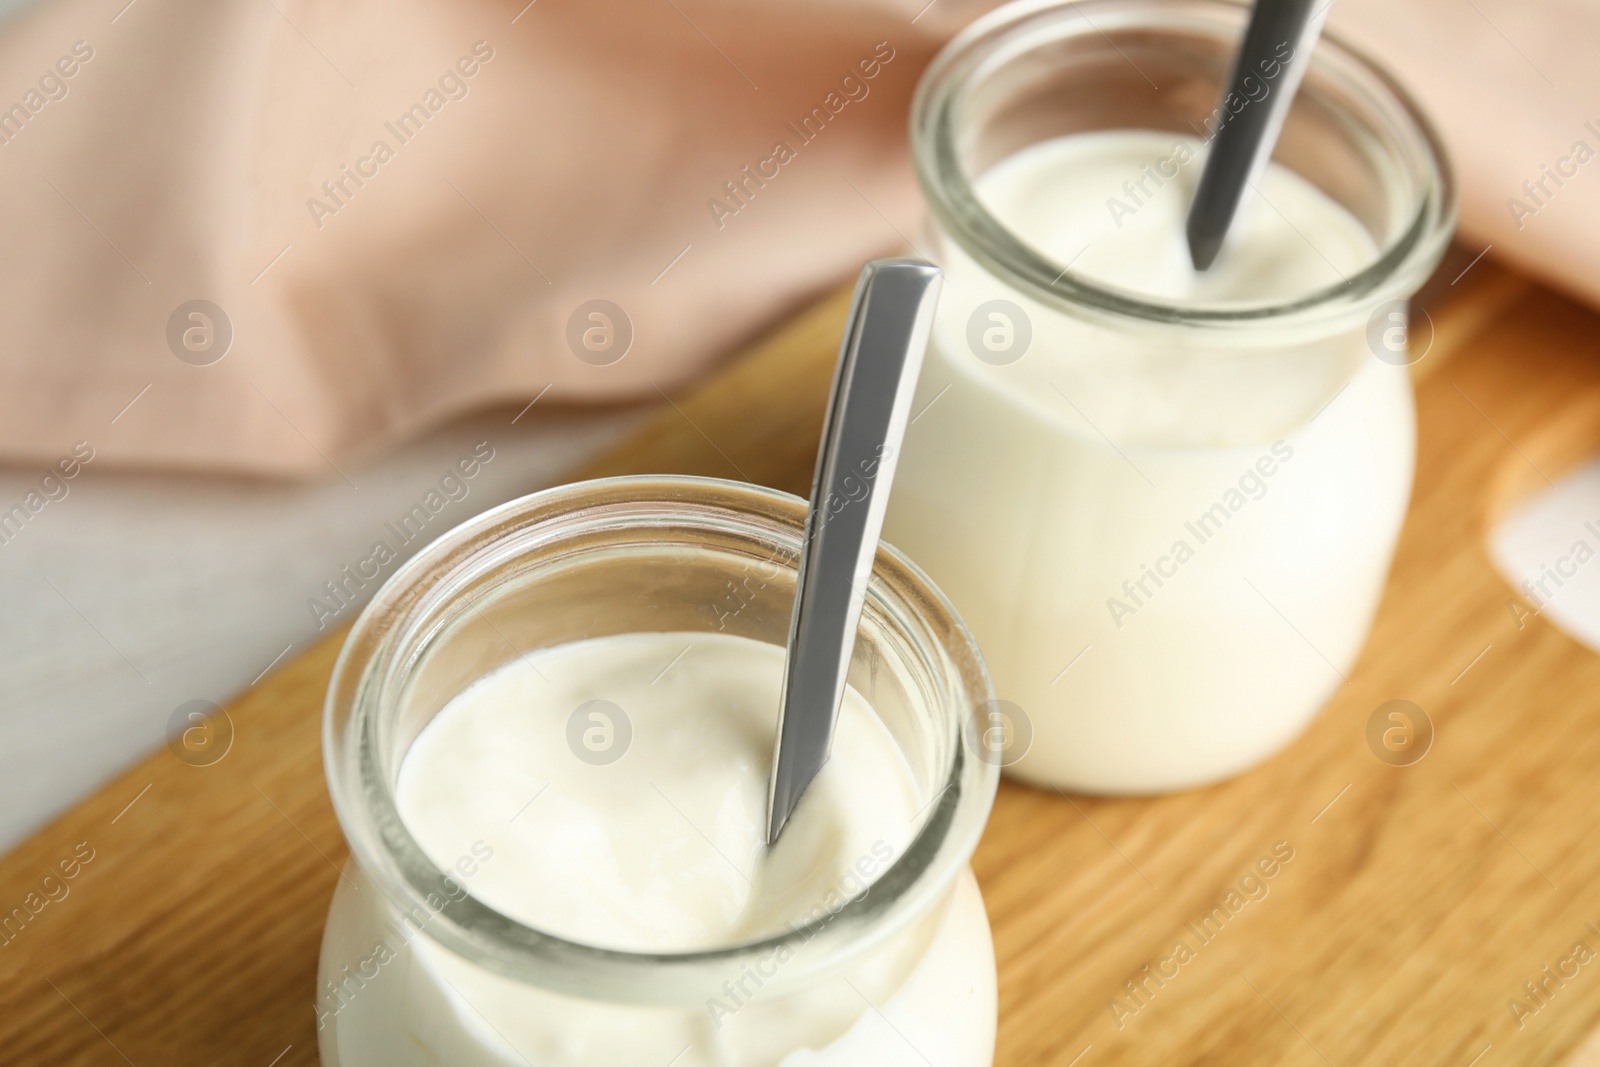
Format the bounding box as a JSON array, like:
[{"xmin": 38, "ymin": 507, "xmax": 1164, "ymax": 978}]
[{"xmin": 885, "ymin": 0, "xmax": 1456, "ymax": 793}]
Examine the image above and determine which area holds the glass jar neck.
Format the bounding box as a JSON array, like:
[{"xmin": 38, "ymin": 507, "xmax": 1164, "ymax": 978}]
[
  {"xmin": 912, "ymin": 0, "xmax": 1456, "ymax": 335},
  {"xmin": 322, "ymin": 476, "xmax": 998, "ymax": 1004}
]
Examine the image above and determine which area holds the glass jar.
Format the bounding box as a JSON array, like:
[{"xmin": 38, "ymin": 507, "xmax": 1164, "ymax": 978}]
[
  {"xmin": 317, "ymin": 476, "xmax": 1000, "ymax": 1066},
  {"xmin": 885, "ymin": 0, "xmax": 1455, "ymax": 792}
]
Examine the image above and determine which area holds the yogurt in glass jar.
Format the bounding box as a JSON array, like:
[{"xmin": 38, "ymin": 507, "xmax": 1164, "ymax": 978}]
[
  {"xmin": 885, "ymin": 0, "xmax": 1456, "ymax": 793},
  {"xmin": 318, "ymin": 477, "xmax": 1000, "ymax": 1065}
]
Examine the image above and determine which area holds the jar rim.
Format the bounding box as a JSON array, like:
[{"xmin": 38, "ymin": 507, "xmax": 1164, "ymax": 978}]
[
  {"xmin": 911, "ymin": 0, "xmax": 1458, "ymax": 330},
  {"xmin": 322, "ymin": 475, "xmax": 999, "ymax": 1004}
]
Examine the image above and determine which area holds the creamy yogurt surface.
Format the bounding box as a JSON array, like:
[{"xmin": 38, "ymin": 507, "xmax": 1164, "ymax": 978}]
[
  {"xmin": 977, "ymin": 130, "xmax": 1375, "ymax": 306},
  {"xmin": 395, "ymin": 631, "xmax": 920, "ymax": 951}
]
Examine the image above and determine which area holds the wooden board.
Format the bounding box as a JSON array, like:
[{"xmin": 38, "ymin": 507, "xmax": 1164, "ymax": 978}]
[{"xmin": 3, "ymin": 256, "xmax": 1600, "ymax": 1067}]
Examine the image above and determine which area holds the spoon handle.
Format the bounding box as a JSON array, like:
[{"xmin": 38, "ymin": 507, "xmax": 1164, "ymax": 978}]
[
  {"xmin": 766, "ymin": 258, "xmax": 943, "ymax": 845},
  {"xmin": 1185, "ymin": 0, "xmax": 1325, "ymax": 270}
]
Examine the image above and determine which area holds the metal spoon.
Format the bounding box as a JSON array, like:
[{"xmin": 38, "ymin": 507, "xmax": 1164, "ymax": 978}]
[
  {"xmin": 765, "ymin": 258, "xmax": 943, "ymax": 845},
  {"xmin": 1185, "ymin": 0, "xmax": 1327, "ymax": 270}
]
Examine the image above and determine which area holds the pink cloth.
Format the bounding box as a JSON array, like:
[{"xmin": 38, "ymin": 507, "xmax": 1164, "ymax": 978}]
[{"xmin": 0, "ymin": 0, "xmax": 1592, "ymax": 475}]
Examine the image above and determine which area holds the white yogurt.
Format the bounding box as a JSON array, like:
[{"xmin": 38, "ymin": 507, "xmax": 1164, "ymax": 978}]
[
  {"xmin": 887, "ymin": 130, "xmax": 1415, "ymax": 792},
  {"xmin": 317, "ymin": 631, "xmax": 996, "ymax": 1066}
]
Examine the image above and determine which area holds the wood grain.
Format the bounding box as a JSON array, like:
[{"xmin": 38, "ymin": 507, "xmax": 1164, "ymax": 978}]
[{"xmin": 3, "ymin": 258, "xmax": 1599, "ymax": 1067}]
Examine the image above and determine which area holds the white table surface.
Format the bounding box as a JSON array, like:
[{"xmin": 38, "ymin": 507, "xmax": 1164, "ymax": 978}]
[
  {"xmin": 1489, "ymin": 456, "xmax": 1600, "ymax": 658},
  {"xmin": 0, "ymin": 405, "xmax": 640, "ymax": 853}
]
